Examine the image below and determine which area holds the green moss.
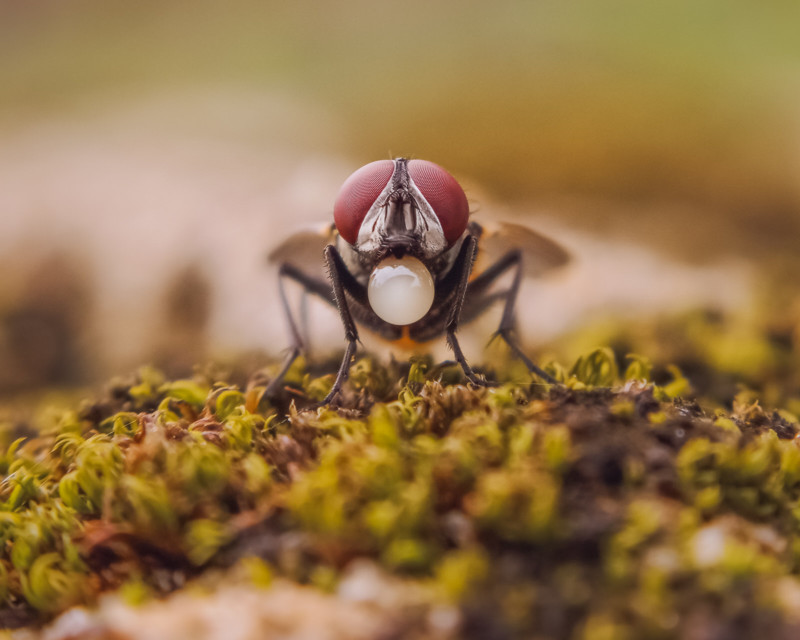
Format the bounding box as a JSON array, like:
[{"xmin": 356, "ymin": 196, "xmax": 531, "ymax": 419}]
[
  {"xmin": 1, "ymin": 337, "xmax": 800, "ymax": 636},
  {"xmin": 435, "ymin": 548, "xmax": 489, "ymax": 601},
  {"xmin": 569, "ymin": 347, "xmax": 619, "ymax": 387}
]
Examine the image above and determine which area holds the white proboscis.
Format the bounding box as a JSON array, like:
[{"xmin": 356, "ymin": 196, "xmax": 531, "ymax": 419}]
[{"xmin": 367, "ymin": 256, "xmax": 435, "ymax": 326}]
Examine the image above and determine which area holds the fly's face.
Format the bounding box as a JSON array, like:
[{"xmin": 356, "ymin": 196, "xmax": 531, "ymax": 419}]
[{"xmin": 332, "ymin": 158, "xmax": 470, "ymax": 325}]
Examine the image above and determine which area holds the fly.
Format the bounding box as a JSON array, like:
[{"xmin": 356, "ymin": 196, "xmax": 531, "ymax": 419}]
[{"xmin": 266, "ymin": 158, "xmax": 569, "ymax": 404}]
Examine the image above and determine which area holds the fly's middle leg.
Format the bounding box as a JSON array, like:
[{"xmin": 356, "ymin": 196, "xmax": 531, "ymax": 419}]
[
  {"xmin": 264, "ymin": 262, "xmax": 337, "ymax": 398},
  {"xmin": 464, "ymin": 250, "xmax": 557, "ymax": 384}
]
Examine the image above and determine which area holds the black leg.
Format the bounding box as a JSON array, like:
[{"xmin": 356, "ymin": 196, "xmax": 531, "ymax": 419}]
[
  {"xmin": 263, "ymin": 262, "xmax": 338, "ymax": 398},
  {"xmin": 322, "ymin": 245, "xmax": 362, "ymax": 404},
  {"xmin": 443, "ymin": 235, "xmax": 488, "ymax": 386},
  {"xmin": 466, "ymin": 250, "xmax": 557, "ymax": 384},
  {"xmin": 299, "ymin": 290, "xmax": 310, "ymax": 358}
]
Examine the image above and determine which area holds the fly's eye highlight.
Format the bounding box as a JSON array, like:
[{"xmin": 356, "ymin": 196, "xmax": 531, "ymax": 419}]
[
  {"xmin": 333, "ymin": 160, "xmax": 395, "ymax": 245},
  {"xmin": 368, "ymin": 256, "xmax": 435, "ymax": 325},
  {"xmin": 408, "ymin": 160, "xmax": 469, "ymax": 246}
]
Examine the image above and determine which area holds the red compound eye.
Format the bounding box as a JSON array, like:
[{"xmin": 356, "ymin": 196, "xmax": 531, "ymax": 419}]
[
  {"xmin": 408, "ymin": 160, "xmax": 469, "ymax": 245},
  {"xmin": 333, "ymin": 160, "xmax": 395, "ymax": 245}
]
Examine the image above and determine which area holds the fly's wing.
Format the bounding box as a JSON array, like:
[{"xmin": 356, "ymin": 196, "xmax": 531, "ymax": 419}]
[
  {"xmin": 476, "ymin": 221, "xmax": 570, "ymax": 278},
  {"xmin": 267, "ymin": 222, "xmax": 335, "ymax": 279}
]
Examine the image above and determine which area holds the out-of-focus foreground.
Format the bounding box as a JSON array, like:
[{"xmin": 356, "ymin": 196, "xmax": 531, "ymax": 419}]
[{"xmin": 1, "ymin": 0, "xmax": 798, "ymax": 392}]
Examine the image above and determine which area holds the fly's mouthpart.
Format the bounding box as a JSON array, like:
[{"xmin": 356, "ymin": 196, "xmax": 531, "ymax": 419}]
[{"xmin": 367, "ymin": 256, "xmax": 435, "ymax": 326}]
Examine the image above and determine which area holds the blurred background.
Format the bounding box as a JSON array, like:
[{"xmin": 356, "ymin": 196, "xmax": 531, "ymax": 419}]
[{"xmin": 1, "ymin": 0, "xmax": 799, "ymax": 397}]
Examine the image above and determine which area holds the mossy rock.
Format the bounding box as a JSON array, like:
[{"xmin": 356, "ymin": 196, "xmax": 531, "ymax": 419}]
[{"xmin": 1, "ymin": 350, "xmax": 800, "ymax": 638}]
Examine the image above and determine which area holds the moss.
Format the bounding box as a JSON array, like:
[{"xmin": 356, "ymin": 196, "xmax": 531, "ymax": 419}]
[{"xmin": 1, "ymin": 333, "xmax": 800, "ymax": 636}]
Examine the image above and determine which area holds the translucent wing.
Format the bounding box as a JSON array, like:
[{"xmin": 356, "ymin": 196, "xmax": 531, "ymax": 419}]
[
  {"xmin": 267, "ymin": 222, "xmax": 335, "ymax": 279},
  {"xmin": 475, "ymin": 221, "xmax": 570, "ymax": 278}
]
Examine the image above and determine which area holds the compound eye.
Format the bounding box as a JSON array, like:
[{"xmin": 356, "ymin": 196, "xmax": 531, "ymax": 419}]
[
  {"xmin": 408, "ymin": 160, "xmax": 469, "ymax": 245},
  {"xmin": 333, "ymin": 160, "xmax": 395, "ymax": 245}
]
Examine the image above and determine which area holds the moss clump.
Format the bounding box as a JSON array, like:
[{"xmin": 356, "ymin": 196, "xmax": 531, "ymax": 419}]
[{"xmin": 1, "ymin": 348, "xmax": 800, "ymax": 637}]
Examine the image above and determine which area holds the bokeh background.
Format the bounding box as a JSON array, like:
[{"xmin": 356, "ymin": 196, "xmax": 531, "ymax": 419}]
[{"xmin": 1, "ymin": 0, "xmax": 799, "ymax": 396}]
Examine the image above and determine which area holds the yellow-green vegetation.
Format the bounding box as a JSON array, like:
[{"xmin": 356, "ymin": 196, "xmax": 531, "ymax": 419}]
[{"xmin": 0, "ymin": 333, "xmax": 800, "ymax": 637}]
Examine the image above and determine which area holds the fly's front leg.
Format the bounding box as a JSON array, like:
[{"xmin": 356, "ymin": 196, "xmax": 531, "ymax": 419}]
[
  {"xmin": 467, "ymin": 250, "xmax": 556, "ymax": 384},
  {"xmin": 444, "ymin": 234, "xmax": 487, "ymax": 387},
  {"xmin": 323, "ymin": 245, "xmax": 361, "ymax": 404}
]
